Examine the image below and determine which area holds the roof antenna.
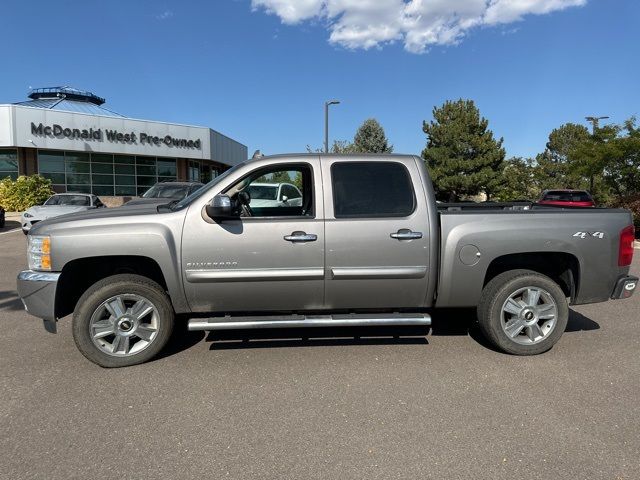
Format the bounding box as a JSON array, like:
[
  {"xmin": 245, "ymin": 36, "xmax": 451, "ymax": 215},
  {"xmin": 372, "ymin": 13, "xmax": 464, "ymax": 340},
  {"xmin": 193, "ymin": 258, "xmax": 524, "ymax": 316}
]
[{"xmin": 252, "ymin": 150, "xmax": 263, "ymax": 159}]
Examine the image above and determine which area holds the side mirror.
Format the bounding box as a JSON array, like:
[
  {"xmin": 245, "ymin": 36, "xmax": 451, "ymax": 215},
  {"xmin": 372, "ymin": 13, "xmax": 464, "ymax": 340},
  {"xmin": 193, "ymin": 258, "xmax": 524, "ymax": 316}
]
[
  {"xmin": 206, "ymin": 194, "xmax": 236, "ymax": 220},
  {"xmin": 281, "ymin": 195, "xmax": 289, "ymax": 203}
]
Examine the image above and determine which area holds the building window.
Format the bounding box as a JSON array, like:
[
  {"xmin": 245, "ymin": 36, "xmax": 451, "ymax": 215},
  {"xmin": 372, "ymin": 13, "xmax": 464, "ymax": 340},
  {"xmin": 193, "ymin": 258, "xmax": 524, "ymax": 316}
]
[
  {"xmin": 188, "ymin": 160, "xmax": 201, "ymax": 182},
  {"xmin": 0, "ymin": 149, "xmax": 20, "ymax": 180},
  {"xmin": 37, "ymin": 150, "xmax": 177, "ymax": 196}
]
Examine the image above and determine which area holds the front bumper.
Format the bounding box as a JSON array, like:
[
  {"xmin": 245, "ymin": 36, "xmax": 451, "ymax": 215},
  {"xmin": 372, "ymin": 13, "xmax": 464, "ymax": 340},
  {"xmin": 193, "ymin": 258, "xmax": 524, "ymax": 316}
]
[
  {"xmin": 16, "ymin": 270, "xmax": 60, "ymax": 333},
  {"xmin": 611, "ymin": 275, "xmax": 638, "ymax": 300}
]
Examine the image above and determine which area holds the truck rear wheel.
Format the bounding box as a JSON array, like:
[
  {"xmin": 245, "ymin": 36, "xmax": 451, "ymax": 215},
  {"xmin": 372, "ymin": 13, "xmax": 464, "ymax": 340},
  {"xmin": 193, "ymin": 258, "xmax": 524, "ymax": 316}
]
[
  {"xmin": 72, "ymin": 274, "xmax": 174, "ymax": 368},
  {"xmin": 477, "ymin": 269, "xmax": 569, "ymax": 355}
]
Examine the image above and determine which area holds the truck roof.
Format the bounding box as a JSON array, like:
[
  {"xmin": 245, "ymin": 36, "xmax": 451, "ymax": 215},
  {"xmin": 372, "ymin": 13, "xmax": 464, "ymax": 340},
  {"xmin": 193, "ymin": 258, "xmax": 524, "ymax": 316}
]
[{"xmin": 248, "ymin": 153, "xmax": 418, "ymax": 162}]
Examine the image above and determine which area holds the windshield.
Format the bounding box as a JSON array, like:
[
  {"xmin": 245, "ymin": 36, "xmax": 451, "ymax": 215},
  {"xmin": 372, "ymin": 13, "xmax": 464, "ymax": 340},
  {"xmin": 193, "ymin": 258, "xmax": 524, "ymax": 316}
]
[
  {"xmin": 143, "ymin": 184, "xmax": 191, "ymax": 199},
  {"xmin": 543, "ymin": 191, "xmax": 592, "ymax": 202},
  {"xmin": 246, "ymin": 185, "xmax": 278, "ymax": 200},
  {"xmin": 44, "ymin": 195, "xmax": 90, "ymax": 206},
  {"xmin": 170, "ymin": 161, "xmax": 248, "ymax": 211}
]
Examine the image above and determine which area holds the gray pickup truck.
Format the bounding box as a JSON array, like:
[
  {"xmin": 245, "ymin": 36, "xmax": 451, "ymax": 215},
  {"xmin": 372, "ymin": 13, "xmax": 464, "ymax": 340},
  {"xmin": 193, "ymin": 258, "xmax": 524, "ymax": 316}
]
[{"xmin": 17, "ymin": 154, "xmax": 638, "ymax": 367}]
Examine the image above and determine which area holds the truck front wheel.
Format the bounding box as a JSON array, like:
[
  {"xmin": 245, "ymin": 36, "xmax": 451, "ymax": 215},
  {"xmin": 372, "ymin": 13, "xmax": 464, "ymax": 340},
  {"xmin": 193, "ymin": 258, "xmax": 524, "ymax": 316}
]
[
  {"xmin": 72, "ymin": 274, "xmax": 174, "ymax": 368},
  {"xmin": 477, "ymin": 269, "xmax": 569, "ymax": 355}
]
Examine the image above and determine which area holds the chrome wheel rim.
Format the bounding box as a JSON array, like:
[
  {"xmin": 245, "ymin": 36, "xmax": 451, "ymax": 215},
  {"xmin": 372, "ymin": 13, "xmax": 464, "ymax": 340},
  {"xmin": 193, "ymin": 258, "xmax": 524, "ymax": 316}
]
[
  {"xmin": 500, "ymin": 286, "xmax": 558, "ymax": 345},
  {"xmin": 89, "ymin": 294, "xmax": 159, "ymax": 357}
]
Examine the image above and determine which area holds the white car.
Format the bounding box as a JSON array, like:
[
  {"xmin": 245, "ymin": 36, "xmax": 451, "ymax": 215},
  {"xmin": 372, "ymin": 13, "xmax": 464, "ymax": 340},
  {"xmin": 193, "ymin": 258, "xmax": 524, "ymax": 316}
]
[
  {"xmin": 21, "ymin": 193, "xmax": 105, "ymax": 235},
  {"xmin": 245, "ymin": 182, "xmax": 303, "ymax": 208}
]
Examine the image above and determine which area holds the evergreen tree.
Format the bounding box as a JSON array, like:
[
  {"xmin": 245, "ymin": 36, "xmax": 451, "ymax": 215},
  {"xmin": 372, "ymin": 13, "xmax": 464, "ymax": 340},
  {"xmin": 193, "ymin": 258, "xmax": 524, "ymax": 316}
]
[
  {"xmin": 306, "ymin": 140, "xmax": 356, "ymax": 153},
  {"xmin": 353, "ymin": 119, "xmax": 393, "ymax": 153},
  {"xmin": 494, "ymin": 157, "xmax": 538, "ymax": 201},
  {"xmin": 422, "ymin": 99, "xmax": 505, "ymax": 201},
  {"xmin": 534, "ymin": 123, "xmax": 590, "ymax": 191}
]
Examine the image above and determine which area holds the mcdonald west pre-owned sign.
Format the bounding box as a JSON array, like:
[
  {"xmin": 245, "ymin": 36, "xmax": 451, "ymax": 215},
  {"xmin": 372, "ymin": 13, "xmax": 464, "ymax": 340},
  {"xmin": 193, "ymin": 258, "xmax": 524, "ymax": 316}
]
[{"xmin": 30, "ymin": 122, "xmax": 202, "ymax": 149}]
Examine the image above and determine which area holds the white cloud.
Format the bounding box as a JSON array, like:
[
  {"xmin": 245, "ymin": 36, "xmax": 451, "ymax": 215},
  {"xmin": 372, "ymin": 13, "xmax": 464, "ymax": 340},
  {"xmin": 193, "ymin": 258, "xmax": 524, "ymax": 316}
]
[
  {"xmin": 156, "ymin": 10, "xmax": 174, "ymax": 20},
  {"xmin": 251, "ymin": 0, "xmax": 587, "ymax": 53}
]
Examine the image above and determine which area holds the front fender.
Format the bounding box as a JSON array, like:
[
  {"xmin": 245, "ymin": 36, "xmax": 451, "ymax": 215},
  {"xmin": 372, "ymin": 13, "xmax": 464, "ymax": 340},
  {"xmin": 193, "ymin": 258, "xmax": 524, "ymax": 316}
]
[{"xmin": 39, "ymin": 212, "xmax": 190, "ymax": 314}]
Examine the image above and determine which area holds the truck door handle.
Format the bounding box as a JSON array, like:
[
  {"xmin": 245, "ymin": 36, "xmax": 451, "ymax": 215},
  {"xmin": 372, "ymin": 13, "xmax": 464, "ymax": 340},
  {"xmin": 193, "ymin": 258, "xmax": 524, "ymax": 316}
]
[
  {"xmin": 390, "ymin": 229, "xmax": 423, "ymax": 240},
  {"xmin": 284, "ymin": 231, "xmax": 318, "ymax": 242}
]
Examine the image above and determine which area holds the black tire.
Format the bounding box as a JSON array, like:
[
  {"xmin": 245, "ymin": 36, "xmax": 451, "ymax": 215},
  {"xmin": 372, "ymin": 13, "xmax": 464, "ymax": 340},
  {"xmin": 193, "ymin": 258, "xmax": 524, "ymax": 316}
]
[
  {"xmin": 72, "ymin": 274, "xmax": 174, "ymax": 368},
  {"xmin": 477, "ymin": 269, "xmax": 569, "ymax": 355}
]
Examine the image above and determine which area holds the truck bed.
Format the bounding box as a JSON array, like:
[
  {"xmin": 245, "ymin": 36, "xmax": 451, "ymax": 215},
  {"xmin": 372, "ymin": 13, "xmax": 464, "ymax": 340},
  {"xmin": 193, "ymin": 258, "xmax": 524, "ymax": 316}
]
[{"xmin": 436, "ymin": 207, "xmax": 633, "ymax": 308}]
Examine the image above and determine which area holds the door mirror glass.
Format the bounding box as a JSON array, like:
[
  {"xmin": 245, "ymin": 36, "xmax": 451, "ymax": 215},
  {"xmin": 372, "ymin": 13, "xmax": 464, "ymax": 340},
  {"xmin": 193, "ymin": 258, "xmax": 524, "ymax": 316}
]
[{"xmin": 206, "ymin": 194, "xmax": 237, "ymax": 219}]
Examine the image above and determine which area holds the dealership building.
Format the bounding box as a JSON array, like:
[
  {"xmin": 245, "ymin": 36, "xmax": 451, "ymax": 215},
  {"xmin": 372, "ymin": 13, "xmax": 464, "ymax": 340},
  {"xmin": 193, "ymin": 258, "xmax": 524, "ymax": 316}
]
[{"xmin": 0, "ymin": 86, "xmax": 247, "ymax": 202}]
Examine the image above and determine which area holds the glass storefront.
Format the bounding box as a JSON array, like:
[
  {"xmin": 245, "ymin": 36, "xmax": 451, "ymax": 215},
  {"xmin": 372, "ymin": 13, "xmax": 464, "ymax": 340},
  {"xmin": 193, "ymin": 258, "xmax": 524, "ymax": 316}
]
[
  {"xmin": 188, "ymin": 160, "xmax": 201, "ymax": 182},
  {"xmin": 201, "ymin": 165, "xmax": 221, "ymax": 183},
  {"xmin": 0, "ymin": 149, "xmax": 19, "ymax": 180},
  {"xmin": 38, "ymin": 150, "xmax": 177, "ymax": 196}
]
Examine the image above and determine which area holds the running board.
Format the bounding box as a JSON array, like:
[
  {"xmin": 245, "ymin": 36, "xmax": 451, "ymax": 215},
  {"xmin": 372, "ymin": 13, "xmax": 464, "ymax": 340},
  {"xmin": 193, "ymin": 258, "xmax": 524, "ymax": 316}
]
[{"xmin": 187, "ymin": 313, "xmax": 431, "ymax": 331}]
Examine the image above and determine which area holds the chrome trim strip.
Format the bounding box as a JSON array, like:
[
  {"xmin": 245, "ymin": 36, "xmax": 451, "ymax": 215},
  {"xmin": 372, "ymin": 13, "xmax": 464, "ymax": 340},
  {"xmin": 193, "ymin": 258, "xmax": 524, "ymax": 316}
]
[
  {"xmin": 17, "ymin": 270, "xmax": 61, "ymax": 282},
  {"xmin": 188, "ymin": 314, "xmax": 431, "ymax": 331},
  {"xmin": 185, "ymin": 267, "xmax": 325, "ymax": 283},
  {"xmin": 330, "ymin": 266, "xmax": 427, "ymax": 280}
]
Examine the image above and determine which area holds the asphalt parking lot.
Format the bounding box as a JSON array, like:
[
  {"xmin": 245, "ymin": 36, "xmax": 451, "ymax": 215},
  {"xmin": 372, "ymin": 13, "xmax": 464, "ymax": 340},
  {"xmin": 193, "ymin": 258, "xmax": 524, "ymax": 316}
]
[{"xmin": 1, "ymin": 226, "xmax": 639, "ymax": 480}]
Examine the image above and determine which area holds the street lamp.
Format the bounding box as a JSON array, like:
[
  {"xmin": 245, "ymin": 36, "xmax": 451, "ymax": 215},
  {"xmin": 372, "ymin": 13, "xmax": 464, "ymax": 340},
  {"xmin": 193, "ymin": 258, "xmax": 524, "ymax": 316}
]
[
  {"xmin": 585, "ymin": 116, "xmax": 609, "ymax": 134},
  {"xmin": 584, "ymin": 115, "xmax": 609, "ymax": 192},
  {"xmin": 324, "ymin": 100, "xmax": 340, "ymax": 153}
]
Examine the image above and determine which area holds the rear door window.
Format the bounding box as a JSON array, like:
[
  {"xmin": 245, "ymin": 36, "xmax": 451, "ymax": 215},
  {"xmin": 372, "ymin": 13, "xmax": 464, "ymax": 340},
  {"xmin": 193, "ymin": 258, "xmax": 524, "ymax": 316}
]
[{"xmin": 331, "ymin": 162, "xmax": 415, "ymax": 218}]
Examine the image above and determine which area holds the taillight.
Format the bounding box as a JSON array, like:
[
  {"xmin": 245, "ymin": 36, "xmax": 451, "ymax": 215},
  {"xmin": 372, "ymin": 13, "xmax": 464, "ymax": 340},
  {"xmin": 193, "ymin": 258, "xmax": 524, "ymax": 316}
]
[{"xmin": 618, "ymin": 225, "xmax": 635, "ymax": 267}]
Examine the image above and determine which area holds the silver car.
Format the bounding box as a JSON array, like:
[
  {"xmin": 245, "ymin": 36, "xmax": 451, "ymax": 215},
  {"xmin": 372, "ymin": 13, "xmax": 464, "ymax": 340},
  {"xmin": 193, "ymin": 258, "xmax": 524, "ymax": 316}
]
[
  {"xmin": 245, "ymin": 182, "xmax": 303, "ymax": 208},
  {"xmin": 21, "ymin": 193, "xmax": 105, "ymax": 234}
]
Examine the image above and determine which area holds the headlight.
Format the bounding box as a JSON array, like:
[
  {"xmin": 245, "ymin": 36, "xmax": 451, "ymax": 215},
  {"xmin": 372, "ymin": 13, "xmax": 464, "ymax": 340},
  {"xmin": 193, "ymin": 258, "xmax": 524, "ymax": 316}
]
[
  {"xmin": 28, "ymin": 235, "xmax": 52, "ymax": 271},
  {"xmin": 23, "ymin": 212, "xmax": 33, "ymax": 218}
]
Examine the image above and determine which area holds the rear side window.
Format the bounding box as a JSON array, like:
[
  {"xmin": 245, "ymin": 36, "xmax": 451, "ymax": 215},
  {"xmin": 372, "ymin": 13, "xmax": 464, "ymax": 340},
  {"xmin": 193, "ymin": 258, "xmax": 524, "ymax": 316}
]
[
  {"xmin": 544, "ymin": 191, "xmax": 592, "ymax": 202},
  {"xmin": 331, "ymin": 162, "xmax": 415, "ymax": 218}
]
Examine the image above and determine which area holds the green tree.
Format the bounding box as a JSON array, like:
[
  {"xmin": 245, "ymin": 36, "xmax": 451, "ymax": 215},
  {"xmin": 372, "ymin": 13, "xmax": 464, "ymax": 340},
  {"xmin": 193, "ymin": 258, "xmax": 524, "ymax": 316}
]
[
  {"xmin": 353, "ymin": 118, "xmax": 393, "ymax": 153},
  {"xmin": 607, "ymin": 117, "xmax": 640, "ymax": 196},
  {"xmin": 570, "ymin": 123, "xmax": 621, "ymax": 203},
  {"xmin": 422, "ymin": 99, "xmax": 505, "ymax": 201},
  {"xmin": 533, "ymin": 123, "xmax": 590, "ymax": 191},
  {"xmin": 306, "ymin": 119, "xmax": 392, "ymax": 154},
  {"xmin": 494, "ymin": 157, "xmax": 538, "ymax": 201},
  {"xmin": 306, "ymin": 140, "xmax": 355, "ymax": 154},
  {"xmin": 255, "ymin": 170, "xmax": 295, "ymax": 184}
]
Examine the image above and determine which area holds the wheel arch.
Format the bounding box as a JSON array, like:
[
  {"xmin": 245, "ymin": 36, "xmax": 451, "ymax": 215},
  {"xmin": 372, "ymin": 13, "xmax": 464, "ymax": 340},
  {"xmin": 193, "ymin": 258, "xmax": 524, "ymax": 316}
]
[
  {"xmin": 55, "ymin": 255, "xmax": 173, "ymax": 319},
  {"xmin": 483, "ymin": 252, "xmax": 580, "ymax": 302}
]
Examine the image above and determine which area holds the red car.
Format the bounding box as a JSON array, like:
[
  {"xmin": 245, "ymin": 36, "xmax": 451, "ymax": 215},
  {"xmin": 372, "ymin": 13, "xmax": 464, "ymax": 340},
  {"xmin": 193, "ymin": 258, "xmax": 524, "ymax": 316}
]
[{"xmin": 537, "ymin": 189, "xmax": 595, "ymax": 207}]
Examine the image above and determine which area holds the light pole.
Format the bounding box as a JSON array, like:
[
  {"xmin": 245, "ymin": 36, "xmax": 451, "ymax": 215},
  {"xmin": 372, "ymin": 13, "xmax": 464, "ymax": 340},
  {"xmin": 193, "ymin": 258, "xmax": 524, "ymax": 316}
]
[
  {"xmin": 584, "ymin": 116, "xmax": 609, "ymax": 192},
  {"xmin": 324, "ymin": 100, "xmax": 340, "ymax": 153},
  {"xmin": 585, "ymin": 116, "xmax": 609, "ymax": 134}
]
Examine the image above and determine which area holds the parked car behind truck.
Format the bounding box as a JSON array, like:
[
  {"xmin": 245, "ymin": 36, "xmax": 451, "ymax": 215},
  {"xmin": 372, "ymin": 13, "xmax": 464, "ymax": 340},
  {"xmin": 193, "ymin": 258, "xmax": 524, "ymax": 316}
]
[
  {"xmin": 17, "ymin": 154, "xmax": 637, "ymax": 367},
  {"xmin": 21, "ymin": 193, "xmax": 105, "ymax": 234},
  {"xmin": 123, "ymin": 181, "xmax": 203, "ymax": 207},
  {"xmin": 538, "ymin": 189, "xmax": 595, "ymax": 207}
]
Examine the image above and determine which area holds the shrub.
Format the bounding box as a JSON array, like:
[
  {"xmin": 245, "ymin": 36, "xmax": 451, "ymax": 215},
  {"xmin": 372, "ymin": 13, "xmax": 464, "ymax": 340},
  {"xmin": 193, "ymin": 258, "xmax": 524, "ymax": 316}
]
[
  {"xmin": 612, "ymin": 194, "xmax": 640, "ymax": 232},
  {"xmin": 0, "ymin": 175, "xmax": 54, "ymax": 212}
]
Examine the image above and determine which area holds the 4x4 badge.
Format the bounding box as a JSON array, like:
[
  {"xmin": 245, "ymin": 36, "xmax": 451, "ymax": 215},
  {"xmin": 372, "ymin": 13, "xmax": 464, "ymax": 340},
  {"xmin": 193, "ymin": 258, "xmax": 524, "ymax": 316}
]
[{"xmin": 573, "ymin": 231, "xmax": 605, "ymax": 239}]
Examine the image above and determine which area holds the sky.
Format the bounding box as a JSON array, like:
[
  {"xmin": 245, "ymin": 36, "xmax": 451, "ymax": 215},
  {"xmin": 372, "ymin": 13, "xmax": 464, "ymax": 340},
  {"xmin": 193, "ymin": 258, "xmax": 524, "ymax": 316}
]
[{"xmin": 1, "ymin": 0, "xmax": 639, "ymax": 159}]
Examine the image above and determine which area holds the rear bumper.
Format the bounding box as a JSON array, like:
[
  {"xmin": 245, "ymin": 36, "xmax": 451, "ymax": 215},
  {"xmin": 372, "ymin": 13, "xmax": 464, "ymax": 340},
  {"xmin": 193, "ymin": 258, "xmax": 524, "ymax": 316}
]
[
  {"xmin": 611, "ymin": 275, "xmax": 638, "ymax": 300},
  {"xmin": 16, "ymin": 270, "xmax": 60, "ymax": 333}
]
